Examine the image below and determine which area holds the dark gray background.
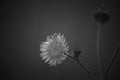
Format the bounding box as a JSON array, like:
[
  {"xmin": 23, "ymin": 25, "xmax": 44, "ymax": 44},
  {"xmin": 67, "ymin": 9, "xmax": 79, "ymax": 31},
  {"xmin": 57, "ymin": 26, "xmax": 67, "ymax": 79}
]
[{"xmin": 2, "ymin": 0, "xmax": 120, "ymax": 80}]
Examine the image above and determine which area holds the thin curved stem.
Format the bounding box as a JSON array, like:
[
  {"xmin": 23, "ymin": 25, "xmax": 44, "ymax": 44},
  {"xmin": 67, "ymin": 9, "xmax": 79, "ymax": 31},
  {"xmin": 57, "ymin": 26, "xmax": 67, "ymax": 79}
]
[
  {"xmin": 77, "ymin": 59, "xmax": 97, "ymax": 80},
  {"xmin": 65, "ymin": 53, "xmax": 97, "ymax": 80},
  {"xmin": 96, "ymin": 23, "xmax": 102, "ymax": 80},
  {"xmin": 103, "ymin": 42, "xmax": 120, "ymax": 79}
]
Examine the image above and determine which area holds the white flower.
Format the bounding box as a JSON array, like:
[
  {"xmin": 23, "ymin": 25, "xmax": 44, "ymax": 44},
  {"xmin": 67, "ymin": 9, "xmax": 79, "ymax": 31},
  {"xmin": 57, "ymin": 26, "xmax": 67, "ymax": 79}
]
[{"xmin": 40, "ymin": 33, "xmax": 69, "ymax": 66}]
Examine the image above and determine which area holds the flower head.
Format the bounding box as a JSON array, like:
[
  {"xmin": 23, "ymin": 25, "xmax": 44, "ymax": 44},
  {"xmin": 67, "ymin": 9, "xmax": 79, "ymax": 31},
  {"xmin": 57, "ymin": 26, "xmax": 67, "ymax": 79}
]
[
  {"xmin": 40, "ymin": 33, "xmax": 69, "ymax": 66},
  {"xmin": 94, "ymin": 4, "xmax": 110, "ymax": 24}
]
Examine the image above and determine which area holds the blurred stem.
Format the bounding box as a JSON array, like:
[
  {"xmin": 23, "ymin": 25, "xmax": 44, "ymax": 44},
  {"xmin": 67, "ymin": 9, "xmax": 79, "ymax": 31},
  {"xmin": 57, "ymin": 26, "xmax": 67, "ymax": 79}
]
[
  {"xmin": 65, "ymin": 53, "xmax": 97, "ymax": 80},
  {"xmin": 104, "ymin": 42, "xmax": 120, "ymax": 79},
  {"xmin": 96, "ymin": 23, "xmax": 102, "ymax": 80}
]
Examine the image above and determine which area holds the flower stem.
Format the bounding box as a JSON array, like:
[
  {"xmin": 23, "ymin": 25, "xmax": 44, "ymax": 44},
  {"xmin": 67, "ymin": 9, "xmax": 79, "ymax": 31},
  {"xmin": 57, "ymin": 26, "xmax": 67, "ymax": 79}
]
[
  {"xmin": 77, "ymin": 59, "xmax": 97, "ymax": 80},
  {"xmin": 103, "ymin": 42, "xmax": 120, "ymax": 79},
  {"xmin": 96, "ymin": 23, "xmax": 102, "ymax": 80},
  {"xmin": 65, "ymin": 53, "xmax": 97, "ymax": 80}
]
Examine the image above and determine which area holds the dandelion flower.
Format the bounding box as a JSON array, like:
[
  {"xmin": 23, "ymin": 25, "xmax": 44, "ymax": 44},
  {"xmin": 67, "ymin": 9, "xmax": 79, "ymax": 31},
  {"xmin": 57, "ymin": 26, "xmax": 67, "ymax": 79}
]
[{"xmin": 40, "ymin": 33, "xmax": 69, "ymax": 66}]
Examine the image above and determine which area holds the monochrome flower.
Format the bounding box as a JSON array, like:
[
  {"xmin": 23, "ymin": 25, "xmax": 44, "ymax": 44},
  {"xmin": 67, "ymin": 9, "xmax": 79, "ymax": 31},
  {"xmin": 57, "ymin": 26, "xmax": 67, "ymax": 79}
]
[{"xmin": 40, "ymin": 33, "xmax": 69, "ymax": 66}]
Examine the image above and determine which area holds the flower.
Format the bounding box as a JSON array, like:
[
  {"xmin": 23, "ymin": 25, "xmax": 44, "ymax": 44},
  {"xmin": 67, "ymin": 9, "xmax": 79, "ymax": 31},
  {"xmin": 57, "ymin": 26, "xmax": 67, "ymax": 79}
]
[
  {"xmin": 40, "ymin": 33, "xmax": 69, "ymax": 66},
  {"xmin": 94, "ymin": 4, "xmax": 110, "ymax": 24}
]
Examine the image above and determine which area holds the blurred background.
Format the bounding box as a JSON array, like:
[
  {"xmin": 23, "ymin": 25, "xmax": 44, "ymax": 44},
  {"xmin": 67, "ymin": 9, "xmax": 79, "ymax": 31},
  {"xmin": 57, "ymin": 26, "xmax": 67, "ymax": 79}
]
[{"xmin": 2, "ymin": 0, "xmax": 120, "ymax": 80}]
